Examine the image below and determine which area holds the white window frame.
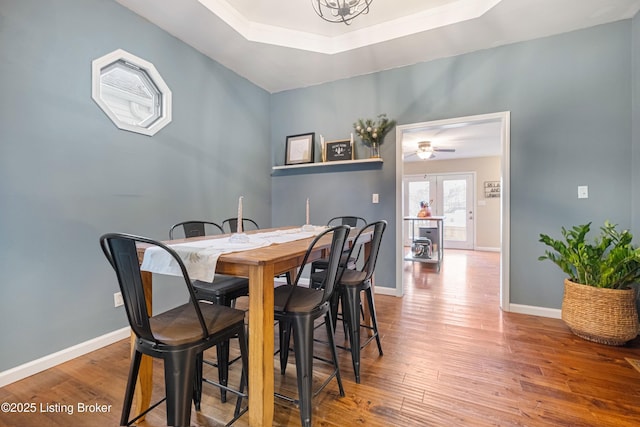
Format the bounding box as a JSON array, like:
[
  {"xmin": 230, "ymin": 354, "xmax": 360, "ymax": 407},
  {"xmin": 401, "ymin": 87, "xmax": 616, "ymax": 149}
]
[{"xmin": 91, "ymin": 49, "xmax": 172, "ymax": 136}]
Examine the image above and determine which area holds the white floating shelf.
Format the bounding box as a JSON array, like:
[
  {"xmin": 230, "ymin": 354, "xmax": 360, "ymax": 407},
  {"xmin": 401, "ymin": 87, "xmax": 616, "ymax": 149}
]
[{"xmin": 272, "ymin": 158, "xmax": 383, "ymax": 171}]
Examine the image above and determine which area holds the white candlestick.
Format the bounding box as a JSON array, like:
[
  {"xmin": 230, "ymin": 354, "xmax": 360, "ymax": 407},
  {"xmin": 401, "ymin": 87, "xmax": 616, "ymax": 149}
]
[
  {"xmin": 237, "ymin": 196, "xmax": 243, "ymax": 233},
  {"xmin": 306, "ymin": 198, "xmax": 310, "ymax": 225}
]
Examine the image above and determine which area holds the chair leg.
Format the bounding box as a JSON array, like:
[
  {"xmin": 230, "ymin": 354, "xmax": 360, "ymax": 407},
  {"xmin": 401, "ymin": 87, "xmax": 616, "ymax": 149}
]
[
  {"xmin": 278, "ymin": 320, "xmax": 292, "ymax": 375},
  {"xmin": 342, "ymin": 285, "xmax": 362, "ymax": 383},
  {"xmin": 216, "ymin": 295, "xmax": 234, "ymax": 403},
  {"xmin": 121, "ymin": 349, "xmax": 142, "ymax": 426},
  {"xmin": 324, "ymin": 312, "xmax": 345, "ymax": 397},
  {"xmin": 292, "ymin": 315, "xmax": 315, "ymax": 427},
  {"xmin": 329, "ymin": 292, "xmax": 340, "ymax": 331},
  {"xmin": 331, "ymin": 291, "xmax": 349, "ymax": 340},
  {"xmin": 216, "ymin": 340, "xmax": 230, "ymax": 403},
  {"xmin": 193, "ymin": 353, "xmax": 203, "ymax": 411},
  {"xmin": 234, "ymin": 324, "xmax": 249, "ymax": 418},
  {"xmin": 164, "ymin": 349, "xmax": 198, "ymax": 427},
  {"xmin": 343, "ymin": 297, "xmax": 350, "ymax": 339},
  {"xmin": 364, "ymin": 286, "xmax": 383, "ymax": 356}
]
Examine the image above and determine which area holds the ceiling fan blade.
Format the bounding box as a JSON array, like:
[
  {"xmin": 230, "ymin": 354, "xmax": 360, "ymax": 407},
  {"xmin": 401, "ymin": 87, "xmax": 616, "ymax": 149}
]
[
  {"xmin": 433, "ymin": 147, "xmax": 455, "ymax": 152},
  {"xmin": 405, "ymin": 152, "xmax": 436, "ymax": 160}
]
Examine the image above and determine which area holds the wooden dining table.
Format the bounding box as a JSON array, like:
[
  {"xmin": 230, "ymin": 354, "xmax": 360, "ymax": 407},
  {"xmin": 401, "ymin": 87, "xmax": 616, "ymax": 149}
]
[{"xmin": 135, "ymin": 226, "xmax": 372, "ymax": 426}]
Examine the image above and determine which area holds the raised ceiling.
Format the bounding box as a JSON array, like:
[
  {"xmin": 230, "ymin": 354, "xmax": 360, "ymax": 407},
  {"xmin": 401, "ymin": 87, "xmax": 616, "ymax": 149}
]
[
  {"xmin": 115, "ymin": 0, "xmax": 640, "ymax": 93},
  {"xmin": 402, "ymin": 119, "xmax": 504, "ymax": 162}
]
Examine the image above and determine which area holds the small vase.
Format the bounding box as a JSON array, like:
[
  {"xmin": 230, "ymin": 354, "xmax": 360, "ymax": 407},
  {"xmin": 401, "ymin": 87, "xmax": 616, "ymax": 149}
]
[{"xmin": 370, "ymin": 143, "xmax": 380, "ymax": 158}]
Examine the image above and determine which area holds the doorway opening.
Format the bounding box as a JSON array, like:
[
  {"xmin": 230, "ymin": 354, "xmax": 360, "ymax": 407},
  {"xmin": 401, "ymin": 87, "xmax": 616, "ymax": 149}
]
[{"xmin": 394, "ymin": 112, "xmax": 511, "ymax": 311}]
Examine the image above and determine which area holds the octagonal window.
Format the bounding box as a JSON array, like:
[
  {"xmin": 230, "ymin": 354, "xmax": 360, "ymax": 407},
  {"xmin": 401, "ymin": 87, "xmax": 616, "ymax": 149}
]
[{"xmin": 92, "ymin": 49, "xmax": 172, "ymax": 136}]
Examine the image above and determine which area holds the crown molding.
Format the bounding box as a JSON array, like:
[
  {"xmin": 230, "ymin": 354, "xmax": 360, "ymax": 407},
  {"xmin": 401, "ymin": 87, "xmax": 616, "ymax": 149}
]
[{"xmin": 198, "ymin": 0, "xmax": 503, "ymax": 54}]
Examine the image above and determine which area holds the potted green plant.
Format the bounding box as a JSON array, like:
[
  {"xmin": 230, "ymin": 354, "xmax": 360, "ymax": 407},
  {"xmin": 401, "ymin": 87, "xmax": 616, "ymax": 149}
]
[
  {"xmin": 353, "ymin": 113, "xmax": 396, "ymax": 158},
  {"xmin": 539, "ymin": 221, "xmax": 640, "ymax": 345}
]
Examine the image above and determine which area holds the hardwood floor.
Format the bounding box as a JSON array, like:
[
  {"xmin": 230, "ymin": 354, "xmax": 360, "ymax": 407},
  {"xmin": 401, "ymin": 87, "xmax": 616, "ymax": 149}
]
[{"xmin": 2, "ymin": 250, "xmax": 639, "ymax": 426}]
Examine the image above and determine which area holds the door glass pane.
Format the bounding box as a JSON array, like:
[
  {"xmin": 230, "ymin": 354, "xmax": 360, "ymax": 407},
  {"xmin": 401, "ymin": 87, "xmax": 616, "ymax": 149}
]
[
  {"xmin": 407, "ymin": 180, "xmax": 431, "ymax": 238},
  {"xmin": 408, "ymin": 181, "xmax": 430, "ymax": 216},
  {"xmin": 443, "ymin": 179, "xmax": 466, "ymax": 241}
]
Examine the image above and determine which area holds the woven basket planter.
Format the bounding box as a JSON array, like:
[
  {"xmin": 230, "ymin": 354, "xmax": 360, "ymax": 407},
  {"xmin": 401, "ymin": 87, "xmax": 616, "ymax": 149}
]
[{"xmin": 562, "ymin": 279, "xmax": 639, "ymax": 346}]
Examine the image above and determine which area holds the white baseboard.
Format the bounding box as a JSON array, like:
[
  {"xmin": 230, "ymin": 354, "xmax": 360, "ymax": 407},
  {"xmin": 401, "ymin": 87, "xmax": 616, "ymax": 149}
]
[
  {"xmin": 508, "ymin": 304, "xmax": 562, "ymax": 319},
  {"xmin": 374, "ymin": 285, "xmax": 401, "ymax": 296},
  {"xmin": 474, "ymin": 246, "xmax": 501, "ymax": 252},
  {"xmin": 0, "ymin": 326, "xmax": 131, "ymax": 388}
]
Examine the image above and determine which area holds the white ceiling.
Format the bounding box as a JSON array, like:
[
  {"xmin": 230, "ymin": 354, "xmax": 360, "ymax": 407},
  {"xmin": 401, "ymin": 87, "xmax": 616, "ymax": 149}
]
[
  {"xmin": 402, "ymin": 119, "xmax": 504, "ymax": 162},
  {"xmin": 115, "ymin": 0, "xmax": 640, "ymax": 94},
  {"xmin": 113, "ymin": 0, "xmax": 640, "ymax": 161}
]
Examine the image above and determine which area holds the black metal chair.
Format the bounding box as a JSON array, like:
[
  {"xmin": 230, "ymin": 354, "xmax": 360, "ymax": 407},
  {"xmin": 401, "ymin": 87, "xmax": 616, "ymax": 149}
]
[
  {"xmin": 221, "ymin": 217, "xmax": 260, "ymax": 234},
  {"xmin": 310, "ymin": 216, "xmax": 367, "ymax": 280},
  {"xmin": 100, "ymin": 233, "xmax": 248, "ymax": 427},
  {"xmin": 310, "ymin": 220, "xmax": 386, "ymax": 384},
  {"xmin": 169, "ymin": 220, "xmax": 226, "ymax": 239},
  {"xmin": 169, "ymin": 220, "xmax": 249, "ymax": 403},
  {"xmin": 274, "ymin": 225, "xmax": 349, "ymax": 427},
  {"xmin": 168, "ymin": 220, "xmax": 250, "ymax": 307}
]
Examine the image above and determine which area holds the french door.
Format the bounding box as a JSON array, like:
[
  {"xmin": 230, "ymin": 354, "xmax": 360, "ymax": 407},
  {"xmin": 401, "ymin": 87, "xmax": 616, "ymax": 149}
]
[{"xmin": 404, "ymin": 173, "xmax": 474, "ymax": 249}]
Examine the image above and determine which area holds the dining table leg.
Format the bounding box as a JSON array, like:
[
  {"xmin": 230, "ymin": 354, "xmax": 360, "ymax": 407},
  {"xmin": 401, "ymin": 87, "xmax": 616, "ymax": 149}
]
[
  {"xmin": 248, "ymin": 263, "xmax": 275, "ymax": 426},
  {"xmin": 132, "ymin": 270, "xmax": 153, "ymax": 420}
]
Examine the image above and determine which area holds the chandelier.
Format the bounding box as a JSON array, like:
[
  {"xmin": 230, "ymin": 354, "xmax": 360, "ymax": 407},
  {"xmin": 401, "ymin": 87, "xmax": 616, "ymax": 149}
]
[{"xmin": 312, "ymin": 0, "xmax": 373, "ymax": 25}]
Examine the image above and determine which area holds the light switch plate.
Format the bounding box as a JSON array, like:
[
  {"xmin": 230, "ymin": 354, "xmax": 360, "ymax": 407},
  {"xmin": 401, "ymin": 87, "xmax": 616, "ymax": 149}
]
[
  {"xmin": 114, "ymin": 292, "xmax": 124, "ymax": 307},
  {"xmin": 578, "ymin": 185, "xmax": 588, "ymax": 199},
  {"xmin": 372, "ymin": 193, "xmax": 379, "ymax": 203}
]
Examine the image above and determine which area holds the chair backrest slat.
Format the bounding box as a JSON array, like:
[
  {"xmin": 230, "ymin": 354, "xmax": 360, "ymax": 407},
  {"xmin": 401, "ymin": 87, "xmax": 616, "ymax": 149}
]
[
  {"xmin": 319, "ymin": 225, "xmax": 350, "ymax": 305},
  {"xmin": 283, "ymin": 225, "xmax": 349, "ymax": 311},
  {"xmin": 169, "ymin": 220, "xmax": 224, "ymax": 239},
  {"xmin": 102, "ymin": 236, "xmax": 154, "ymax": 342},
  {"xmin": 327, "ymin": 216, "xmax": 366, "ymax": 228},
  {"xmin": 222, "ymin": 218, "xmax": 260, "ymax": 233},
  {"xmin": 344, "ymin": 220, "xmax": 387, "ymax": 282}
]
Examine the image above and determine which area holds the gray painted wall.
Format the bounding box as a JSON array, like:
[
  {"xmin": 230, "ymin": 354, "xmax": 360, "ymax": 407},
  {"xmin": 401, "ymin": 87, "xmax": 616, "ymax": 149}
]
[
  {"xmin": 0, "ymin": 0, "xmax": 270, "ymax": 371},
  {"xmin": 271, "ymin": 21, "xmax": 634, "ymax": 307}
]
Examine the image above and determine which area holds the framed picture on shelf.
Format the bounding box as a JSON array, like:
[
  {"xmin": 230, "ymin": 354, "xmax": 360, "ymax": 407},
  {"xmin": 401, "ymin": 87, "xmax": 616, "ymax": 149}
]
[
  {"xmin": 285, "ymin": 132, "xmax": 315, "ymax": 165},
  {"xmin": 324, "ymin": 139, "xmax": 353, "ymax": 162}
]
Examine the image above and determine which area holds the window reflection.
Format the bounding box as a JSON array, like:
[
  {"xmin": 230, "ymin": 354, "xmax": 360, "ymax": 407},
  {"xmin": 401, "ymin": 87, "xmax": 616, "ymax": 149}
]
[
  {"xmin": 100, "ymin": 60, "xmax": 161, "ymax": 128},
  {"xmin": 91, "ymin": 49, "xmax": 171, "ymax": 136}
]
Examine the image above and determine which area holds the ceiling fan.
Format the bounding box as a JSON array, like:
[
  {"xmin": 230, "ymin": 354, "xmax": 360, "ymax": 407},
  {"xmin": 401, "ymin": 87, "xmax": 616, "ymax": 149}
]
[{"xmin": 406, "ymin": 141, "xmax": 456, "ymax": 160}]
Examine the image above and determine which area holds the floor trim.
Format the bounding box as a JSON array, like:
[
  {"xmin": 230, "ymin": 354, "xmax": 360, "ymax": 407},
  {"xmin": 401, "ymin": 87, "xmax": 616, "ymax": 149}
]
[
  {"xmin": 374, "ymin": 285, "xmax": 401, "ymax": 296},
  {"xmin": 0, "ymin": 326, "xmax": 130, "ymax": 387},
  {"xmin": 475, "ymin": 246, "xmax": 500, "ymax": 252},
  {"xmin": 509, "ymin": 304, "xmax": 562, "ymax": 319}
]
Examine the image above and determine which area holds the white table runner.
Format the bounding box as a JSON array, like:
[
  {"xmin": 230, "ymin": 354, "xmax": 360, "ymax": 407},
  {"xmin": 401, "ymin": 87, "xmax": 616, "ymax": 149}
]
[{"xmin": 141, "ymin": 226, "xmax": 327, "ymax": 282}]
